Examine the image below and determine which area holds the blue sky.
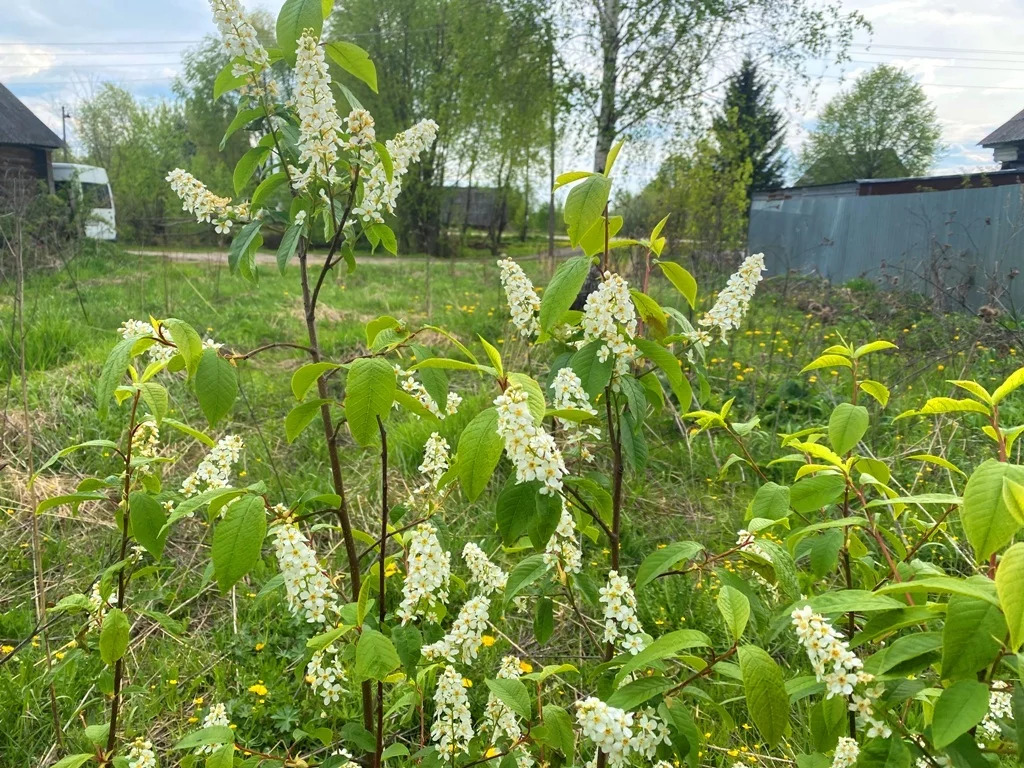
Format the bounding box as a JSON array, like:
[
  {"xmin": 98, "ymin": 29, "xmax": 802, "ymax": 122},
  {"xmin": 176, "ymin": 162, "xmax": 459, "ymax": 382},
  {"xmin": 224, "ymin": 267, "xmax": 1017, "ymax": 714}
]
[{"xmin": 3, "ymin": 0, "xmax": 1023, "ymax": 189}]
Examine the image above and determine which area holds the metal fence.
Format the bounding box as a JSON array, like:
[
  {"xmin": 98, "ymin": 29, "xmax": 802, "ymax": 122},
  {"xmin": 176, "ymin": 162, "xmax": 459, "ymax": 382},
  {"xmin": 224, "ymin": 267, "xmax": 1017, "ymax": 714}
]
[{"xmin": 748, "ymin": 182, "xmax": 1024, "ymax": 314}]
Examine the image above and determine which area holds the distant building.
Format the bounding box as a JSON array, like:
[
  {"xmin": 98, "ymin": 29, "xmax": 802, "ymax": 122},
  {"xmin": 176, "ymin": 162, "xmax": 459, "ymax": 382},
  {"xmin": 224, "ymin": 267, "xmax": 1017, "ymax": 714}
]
[
  {"xmin": 797, "ymin": 148, "xmax": 908, "ymax": 186},
  {"xmin": 440, "ymin": 186, "xmax": 501, "ymax": 229},
  {"xmin": 0, "ymin": 83, "xmax": 63, "ymax": 193},
  {"xmin": 980, "ymin": 107, "xmax": 1024, "ymax": 170}
]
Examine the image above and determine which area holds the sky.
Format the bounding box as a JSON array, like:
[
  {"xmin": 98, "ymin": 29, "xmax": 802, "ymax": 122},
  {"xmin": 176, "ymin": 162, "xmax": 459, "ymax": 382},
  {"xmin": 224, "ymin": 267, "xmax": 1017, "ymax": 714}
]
[{"xmin": 3, "ymin": 0, "xmax": 1024, "ymax": 190}]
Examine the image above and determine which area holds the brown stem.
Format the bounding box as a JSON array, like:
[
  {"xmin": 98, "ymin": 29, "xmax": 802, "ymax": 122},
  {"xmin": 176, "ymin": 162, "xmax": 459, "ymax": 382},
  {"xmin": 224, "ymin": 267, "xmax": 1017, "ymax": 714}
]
[
  {"xmin": 375, "ymin": 416, "xmax": 388, "ymax": 768},
  {"xmin": 665, "ymin": 643, "xmax": 738, "ymax": 695},
  {"xmin": 604, "ymin": 386, "xmax": 622, "ymax": 663},
  {"xmin": 226, "ymin": 342, "xmax": 316, "ymax": 361},
  {"xmin": 105, "ymin": 390, "xmax": 141, "ymax": 757}
]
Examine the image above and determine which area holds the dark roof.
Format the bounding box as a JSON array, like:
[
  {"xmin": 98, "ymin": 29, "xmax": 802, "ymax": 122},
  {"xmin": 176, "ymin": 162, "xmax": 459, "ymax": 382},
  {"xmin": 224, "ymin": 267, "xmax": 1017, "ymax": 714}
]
[
  {"xmin": 753, "ymin": 167, "xmax": 1024, "ymax": 201},
  {"xmin": 0, "ymin": 83, "xmax": 63, "ymax": 149},
  {"xmin": 980, "ymin": 107, "xmax": 1024, "ymax": 147}
]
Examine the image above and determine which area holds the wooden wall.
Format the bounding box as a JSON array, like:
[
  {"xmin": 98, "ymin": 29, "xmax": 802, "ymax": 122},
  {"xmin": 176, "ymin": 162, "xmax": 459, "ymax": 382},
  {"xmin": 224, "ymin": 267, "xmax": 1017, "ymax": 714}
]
[{"xmin": 0, "ymin": 144, "xmax": 54, "ymax": 193}]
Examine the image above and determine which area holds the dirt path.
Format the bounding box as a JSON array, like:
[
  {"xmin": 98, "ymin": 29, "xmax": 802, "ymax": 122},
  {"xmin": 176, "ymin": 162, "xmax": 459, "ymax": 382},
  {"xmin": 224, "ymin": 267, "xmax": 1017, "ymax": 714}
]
[{"xmin": 124, "ymin": 246, "xmax": 574, "ymax": 267}]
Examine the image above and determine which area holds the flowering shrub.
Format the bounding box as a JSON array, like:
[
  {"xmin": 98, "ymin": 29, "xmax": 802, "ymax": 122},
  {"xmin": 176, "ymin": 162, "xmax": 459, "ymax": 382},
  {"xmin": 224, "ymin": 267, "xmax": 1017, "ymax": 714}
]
[{"xmin": 30, "ymin": 1, "xmax": 1024, "ymax": 767}]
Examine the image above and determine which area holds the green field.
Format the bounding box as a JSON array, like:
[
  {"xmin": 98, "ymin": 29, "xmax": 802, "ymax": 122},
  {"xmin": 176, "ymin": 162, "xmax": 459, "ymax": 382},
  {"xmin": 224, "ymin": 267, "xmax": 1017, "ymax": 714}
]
[{"xmin": 3, "ymin": 245, "xmax": 1022, "ymax": 765}]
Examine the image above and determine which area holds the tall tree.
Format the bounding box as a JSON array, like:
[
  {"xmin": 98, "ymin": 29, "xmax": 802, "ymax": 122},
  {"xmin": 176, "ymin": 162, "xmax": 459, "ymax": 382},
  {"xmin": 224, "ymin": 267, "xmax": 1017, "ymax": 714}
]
[
  {"xmin": 563, "ymin": 0, "xmax": 868, "ymax": 172},
  {"xmin": 799, "ymin": 64, "xmax": 942, "ymax": 184},
  {"xmin": 712, "ymin": 57, "xmax": 787, "ymax": 193}
]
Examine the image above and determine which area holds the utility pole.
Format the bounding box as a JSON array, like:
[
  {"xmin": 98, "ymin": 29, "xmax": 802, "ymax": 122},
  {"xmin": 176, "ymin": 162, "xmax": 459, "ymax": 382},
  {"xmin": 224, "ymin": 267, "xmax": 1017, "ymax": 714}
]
[{"xmin": 60, "ymin": 106, "xmax": 71, "ymax": 160}]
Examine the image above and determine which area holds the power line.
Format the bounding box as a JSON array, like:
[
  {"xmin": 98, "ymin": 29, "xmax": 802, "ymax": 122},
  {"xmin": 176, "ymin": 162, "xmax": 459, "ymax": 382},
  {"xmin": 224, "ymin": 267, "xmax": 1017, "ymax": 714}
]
[
  {"xmin": 851, "ymin": 41, "xmax": 1024, "ymax": 56},
  {"xmin": 849, "ymin": 49, "xmax": 1024, "ymax": 66}
]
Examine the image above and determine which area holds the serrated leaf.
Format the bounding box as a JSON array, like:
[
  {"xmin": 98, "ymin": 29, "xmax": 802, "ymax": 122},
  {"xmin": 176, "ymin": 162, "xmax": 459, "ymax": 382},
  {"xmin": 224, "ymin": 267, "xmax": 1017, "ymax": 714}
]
[
  {"xmin": 233, "ymin": 145, "xmax": 270, "ymax": 196},
  {"xmin": 355, "ymin": 629, "xmax": 401, "ymax": 681},
  {"xmin": 172, "ymin": 725, "xmax": 236, "ymax": 750},
  {"xmin": 932, "ymin": 680, "xmax": 990, "ymax": 749},
  {"xmin": 941, "ymin": 593, "xmax": 1006, "ymax": 680},
  {"xmin": 828, "ymin": 403, "xmax": 868, "ymax": 455},
  {"xmin": 345, "ymin": 358, "xmax": 396, "ymax": 446},
  {"xmin": 277, "ymin": 0, "xmax": 323, "ymax": 62},
  {"xmin": 738, "ymin": 645, "xmax": 788, "ymax": 748},
  {"xmin": 996, "ymin": 542, "xmax": 1024, "ymax": 651},
  {"xmin": 962, "ymin": 459, "xmax": 1024, "ymax": 561},
  {"xmin": 859, "ymin": 379, "xmax": 890, "ymax": 407},
  {"xmin": 211, "ymin": 495, "xmax": 267, "ymax": 592},
  {"xmin": 605, "ymin": 676, "xmax": 673, "ymax": 710},
  {"xmin": 564, "ymin": 175, "xmax": 611, "ymax": 246},
  {"xmin": 291, "ymin": 362, "xmax": 342, "ymax": 401},
  {"xmin": 635, "ymin": 541, "xmax": 703, "ymax": 588},
  {"xmin": 717, "ymin": 585, "xmax": 750, "ymax": 642},
  {"xmin": 324, "ymin": 40, "xmax": 378, "ymax": 92},
  {"xmin": 129, "ymin": 492, "xmax": 168, "ymax": 559},
  {"xmin": 485, "ymin": 678, "xmax": 531, "ymax": 721},
  {"xmin": 568, "ymin": 339, "xmax": 613, "ymax": 400},
  {"xmin": 800, "ymin": 354, "xmax": 852, "ymax": 373},
  {"xmin": 285, "ymin": 399, "xmax": 331, "ymax": 443},
  {"xmin": 456, "ymin": 408, "xmax": 503, "ymax": 501},
  {"xmin": 540, "ymin": 255, "xmax": 591, "ymax": 333},
  {"xmin": 503, "ymin": 553, "xmax": 549, "ymax": 606},
  {"xmin": 195, "ymin": 349, "xmax": 237, "ymax": 426}
]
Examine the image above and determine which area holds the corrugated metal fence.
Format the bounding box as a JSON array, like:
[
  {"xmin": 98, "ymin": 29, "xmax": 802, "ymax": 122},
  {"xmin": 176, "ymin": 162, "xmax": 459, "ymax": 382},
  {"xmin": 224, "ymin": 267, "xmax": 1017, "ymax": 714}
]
[{"xmin": 748, "ymin": 183, "xmax": 1024, "ymax": 313}]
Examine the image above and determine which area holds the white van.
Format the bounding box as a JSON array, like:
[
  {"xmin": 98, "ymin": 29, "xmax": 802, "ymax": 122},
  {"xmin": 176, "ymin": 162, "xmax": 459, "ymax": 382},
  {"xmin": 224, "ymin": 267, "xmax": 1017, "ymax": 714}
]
[{"xmin": 53, "ymin": 163, "xmax": 117, "ymax": 240}]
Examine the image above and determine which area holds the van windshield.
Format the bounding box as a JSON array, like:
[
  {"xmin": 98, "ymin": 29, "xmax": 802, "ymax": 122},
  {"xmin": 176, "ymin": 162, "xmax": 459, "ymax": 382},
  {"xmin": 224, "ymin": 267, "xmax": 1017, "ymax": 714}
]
[{"xmin": 82, "ymin": 181, "xmax": 112, "ymax": 209}]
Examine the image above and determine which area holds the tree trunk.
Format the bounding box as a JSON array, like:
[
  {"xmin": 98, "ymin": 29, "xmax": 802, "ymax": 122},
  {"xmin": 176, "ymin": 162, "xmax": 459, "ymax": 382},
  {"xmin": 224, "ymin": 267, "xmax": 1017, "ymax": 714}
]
[{"xmin": 592, "ymin": 0, "xmax": 620, "ymax": 173}]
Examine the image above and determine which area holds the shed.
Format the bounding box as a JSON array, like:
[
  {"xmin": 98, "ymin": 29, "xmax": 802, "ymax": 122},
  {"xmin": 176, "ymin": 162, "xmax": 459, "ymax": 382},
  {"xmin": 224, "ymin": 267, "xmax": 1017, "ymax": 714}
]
[
  {"xmin": 0, "ymin": 83, "xmax": 63, "ymax": 193},
  {"xmin": 980, "ymin": 107, "xmax": 1024, "ymax": 170}
]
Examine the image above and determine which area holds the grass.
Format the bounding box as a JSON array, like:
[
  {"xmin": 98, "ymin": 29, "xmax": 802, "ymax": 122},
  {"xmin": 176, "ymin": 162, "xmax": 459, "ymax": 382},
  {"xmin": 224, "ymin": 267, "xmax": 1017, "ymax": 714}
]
[{"xmin": 2, "ymin": 243, "xmax": 1023, "ymax": 764}]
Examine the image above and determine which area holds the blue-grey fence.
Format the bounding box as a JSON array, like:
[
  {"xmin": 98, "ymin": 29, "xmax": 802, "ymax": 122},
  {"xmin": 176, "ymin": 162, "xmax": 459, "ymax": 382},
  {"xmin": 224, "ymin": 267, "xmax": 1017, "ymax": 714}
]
[{"xmin": 748, "ymin": 182, "xmax": 1024, "ymax": 314}]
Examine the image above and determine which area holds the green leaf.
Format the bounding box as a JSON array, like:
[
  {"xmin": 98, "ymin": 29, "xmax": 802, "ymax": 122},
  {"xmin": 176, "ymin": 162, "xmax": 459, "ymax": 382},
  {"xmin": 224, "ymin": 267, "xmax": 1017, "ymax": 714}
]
[
  {"xmin": 277, "ymin": 0, "xmax": 323, "ymax": 62},
  {"xmin": 213, "ymin": 60, "xmax": 248, "ymax": 99},
  {"xmin": 195, "ymin": 349, "xmax": 237, "ymax": 426},
  {"xmin": 553, "ymin": 170, "xmax": 592, "ymax": 190},
  {"xmin": 534, "ymin": 597, "xmax": 554, "ymax": 645},
  {"xmin": 789, "ymin": 473, "xmax": 845, "ymax": 514},
  {"xmin": 750, "ymin": 482, "xmax": 790, "ymax": 521},
  {"xmin": 211, "ymin": 495, "xmax": 267, "ymax": 592},
  {"xmin": 656, "ymin": 261, "xmax": 697, "ymax": 309},
  {"xmin": 484, "ymin": 678, "xmax": 531, "ymax": 721},
  {"xmin": 36, "ymin": 491, "xmax": 108, "ymax": 516},
  {"xmin": 391, "ymin": 624, "xmax": 422, "ymax": 676},
  {"xmin": 345, "ymin": 357, "xmax": 396, "ymax": 447},
  {"xmin": 277, "ymin": 222, "xmax": 303, "ymax": 273},
  {"xmin": 99, "ymin": 608, "xmax": 130, "ymax": 666},
  {"xmin": 50, "ymin": 756, "xmax": 95, "ymax": 768},
  {"xmin": 138, "ymin": 382, "xmax": 168, "ymax": 424},
  {"xmin": 997, "ymin": 542, "xmax": 1024, "ymax": 651},
  {"xmin": 33, "ymin": 439, "xmax": 119, "ymax": 480},
  {"xmin": 852, "ymin": 340, "xmax": 897, "ymax": 359},
  {"xmin": 129, "ymin": 492, "xmax": 168, "ymax": 559},
  {"xmin": 738, "ymin": 645, "xmax": 788, "ymax": 748},
  {"xmin": 324, "ymin": 41, "xmax": 378, "ymax": 92},
  {"xmin": 613, "ymin": 629, "xmax": 711, "ymax": 687},
  {"xmin": 207, "ymin": 743, "xmax": 235, "ymax": 768},
  {"xmin": 233, "ymin": 145, "xmax": 270, "ymax": 196},
  {"xmin": 635, "ymin": 541, "xmax": 703, "ymax": 588},
  {"xmin": 932, "ymin": 680, "xmax": 991, "ymax": 749},
  {"xmin": 859, "ymin": 379, "xmax": 890, "ymax": 407},
  {"xmin": 568, "ymin": 339, "xmax": 613, "ymax": 400},
  {"xmin": 855, "ymin": 737, "xmax": 909, "ymax": 768},
  {"xmin": 876, "ymin": 576, "xmax": 998, "ymax": 606},
  {"xmin": 221, "ymin": 106, "xmax": 264, "ymax": 150},
  {"xmin": 604, "ymin": 676, "xmax": 673, "ymax": 709},
  {"xmin": 508, "ymin": 373, "xmax": 545, "ymax": 423},
  {"xmin": 716, "ymin": 585, "xmax": 750, "ymax": 643},
  {"xmin": 228, "ymin": 219, "xmax": 262, "ymax": 277},
  {"xmin": 172, "ymin": 725, "xmax": 236, "ymax": 750},
  {"xmin": 163, "ymin": 318, "xmax": 203, "ymax": 378},
  {"xmin": 564, "ymin": 175, "xmax": 611, "ymax": 247},
  {"xmin": 828, "ymin": 403, "xmax": 868, "ymax": 455},
  {"xmin": 355, "ymin": 629, "xmax": 401, "ymax": 681},
  {"xmin": 96, "ymin": 336, "xmax": 139, "ymax": 417},
  {"xmin": 539, "ymin": 255, "xmax": 591, "ymax": 333},
  {"xmin": 292, "ymin": 362, "xmax": 342, "ymax": 401},
  {"xmin": 456, "ymin": 408, "xmax": 503, "ymax": 501},
  {"xmin": 962, "ymin": 459, "xmax": 1024, "ymax": 561},
  {"xmin": 162, "ymin": 417, "xmax": 215, "ymax": 447},
  {"xmin": 496, "ymin": 478, "xmax": 539, "ymax": 545},
  {"xmin": 285, "ymin": 399, "xmax": 331, "ymax": 443},
  {"xmin": 534, "ymin": 705, "xmax": 575, "ymax": 760},
  {"xmin": 803, "ymin": 590, "xmax": 905, "ymax": 614},
  {"xmin": 634, "ymin": 338, "xmax": 691, "ymax": 407},
  {"xmin": 503, "ymin": 553, "xmax": 549, "ymax": 607},
  {"xmin": 941, "ymin": 593, "xmax": 1007, "ymax": 680},
  {"xmin": 993, "ymin": 365, "xmax": 1024, "ymax": 404},
  {"xmin": 252, "ymin": 170, "xmax": 288, "ymax": 210}
]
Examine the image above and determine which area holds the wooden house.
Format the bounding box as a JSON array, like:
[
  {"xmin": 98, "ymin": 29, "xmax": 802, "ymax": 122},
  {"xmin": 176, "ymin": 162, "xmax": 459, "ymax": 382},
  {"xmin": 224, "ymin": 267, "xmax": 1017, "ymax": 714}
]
[{"xmin": 0, "ymin": 83, "xmax": 63, "ymax": 193}]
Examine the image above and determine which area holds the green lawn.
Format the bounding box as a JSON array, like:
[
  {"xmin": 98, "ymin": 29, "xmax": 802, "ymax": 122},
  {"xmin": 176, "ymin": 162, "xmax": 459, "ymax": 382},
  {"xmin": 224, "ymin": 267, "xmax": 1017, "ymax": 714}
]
[{"xmin": 3, "ymin": 244, "xmax": 1022, "ymax": 764}]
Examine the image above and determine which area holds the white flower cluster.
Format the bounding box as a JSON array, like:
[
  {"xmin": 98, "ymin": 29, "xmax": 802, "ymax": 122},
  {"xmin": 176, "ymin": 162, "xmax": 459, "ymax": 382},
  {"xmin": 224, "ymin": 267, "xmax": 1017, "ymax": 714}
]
[
  {"xmin": 352, "ymin": 119, "xmax": 438, "ymax": 224},
  {"xmin": 166, "ymin": 168, "xmax": 250, "ymax": 233},
  {"xmin": 307, "ymin": 643, "xmax": 347, "ymax": 705},
  {"xmin": 581, "ymin": 271, "xmax": 638, "ymax": 380},
  {"xmin": 209, "ymin": 0, "xmax": 269, "ymax": 76},
  {"xmin": 543, "ymin": 502, "xmax": 582, "ymax": 574},
  {"xmin": 494, "ymin": 385, "xmax": 567, "ymax": 495},
  {"xmin": 462, "ymin": 543, "xmax": 507, "ymax": 596},
  {"xmin": 88, "ymin": 583, "xmax": 116, "ymax": 619},
  {"xmin": 497, "ymin": 258, "xmax": 541, "ymax": 338},
  {"xmin": 691, "ymin": 253, "xmax": 765, "ymax": 345},
  {"xmin": 273, "ymin": 523, "xmax": 341, "ymax": 624},
  {"xmin": 345, "ymin": 108, "xmax": 376, "ymax": 150},
  {"xmin": 289, "ymin": 31, "xmax": 344, "ymax": 190},
  {"xmin": 132, "ymin": 420, "xmax": 160, "ymax": 459},
  {"xmin": 550, "ymin": 367, "xmax": 601, "ymax": 461},
  {"xmin": 791, "ymin": 606, "xmax": 890, "ymax": 738},
  {"xmin": 398, "ymin": 522, "xmax": 451, "ymax": 623},
  {"xmin": 396, "ymin": 365, "xmax": 463, "ymax": 420},
  {"xmin": 735, "ymin": 529, "xmax": 779, "ymax": 602},
  {"xmin": 575, "ymin": 698, "xmax": 670, "ymax": 767},
  {"xmin": 980, "ymin": 680, "xmax": 1014, "ymax": 740},
  {"xmin": 422, "ymin": 594, "xmax": 491, "ymax": 664},
  {"xmin": 180, "ymin": 435, "xmax": 244, "ymax": 498},
  {"xmin": 418, "ymin": 432, "xmax": 451, "ymax": 486},
  {"xmin": 600, "ymin": 571, "xmax": 647, "ymax": 654},
  {"xmin": 126, "ymin": 737, "xmax": 157, "ymax": 768},
  {"xmin": 119, "ymin": 318, "xmax": 222, "ymax": 364},
  {"xmin": 432, "ymin": 665, "xmax": 474, "ymax": 756},
  {"xmin": 197, "ymin": 702, "xmax": 229, "ymax": 755},
  {"xmin": 830, "ymin": 737, "xmax": 859, "ymax": 768},
  {"xmin": 484, "ymin": 656, "xmax": 532, "ymax": 768}
]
